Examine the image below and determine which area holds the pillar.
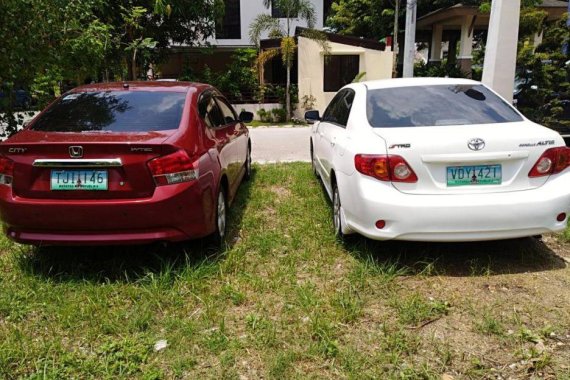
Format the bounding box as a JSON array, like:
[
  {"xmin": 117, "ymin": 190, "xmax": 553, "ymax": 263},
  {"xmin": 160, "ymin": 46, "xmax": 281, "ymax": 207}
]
[
  {"xmin": 482, "ymin": 0, "xmax": 520, "ymax": 103},
  {"xmin": 457, "ymin": 15, "xmax": 475, "ymax": 76},
  {"xmin": 430, "ymin": 24, "xmax": 443, "ymax": 63}
]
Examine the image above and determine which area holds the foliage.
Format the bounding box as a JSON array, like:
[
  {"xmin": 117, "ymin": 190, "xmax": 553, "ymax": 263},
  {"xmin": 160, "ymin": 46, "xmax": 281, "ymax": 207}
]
[
  {"xmin": 301, "ymin": 94, "xmax": 317, "ymax": 110},
  {"xmin": 352, "ymin": 72, "xmax": 367, "ymax": 83},
  {"xmin": 414, "ymin": 61, "xmax": 468, "ymax": 78},
  {"xmin": 516, "ymin": 15, "xmax": 570, "ymax": 129},
  {"xmin": 0, "ymin": 0, "xmax": 223, "ymax": 137},
  {"xmin": 327, "ymin": 0, "xmax": 482, "ymax": 42},
  {"xmin": 179, "ymin": 49, "xmax": 259, "ymax": 102}
]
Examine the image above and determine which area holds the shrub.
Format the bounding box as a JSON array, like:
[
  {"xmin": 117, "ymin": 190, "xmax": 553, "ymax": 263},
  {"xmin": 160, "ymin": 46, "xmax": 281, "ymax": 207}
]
[{"xmin": 271, "ymin": 108, "xmax": 287, "ymax": 123}]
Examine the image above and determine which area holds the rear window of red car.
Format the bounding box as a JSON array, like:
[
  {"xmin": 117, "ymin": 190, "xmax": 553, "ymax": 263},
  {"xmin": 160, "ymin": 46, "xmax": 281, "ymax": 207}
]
[{"xmin": 30, "ymin": 91, "xmax": 186, "ymax": 132}]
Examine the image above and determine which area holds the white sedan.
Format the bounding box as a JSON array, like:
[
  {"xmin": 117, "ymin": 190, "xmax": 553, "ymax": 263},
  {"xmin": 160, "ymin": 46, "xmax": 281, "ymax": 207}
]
[{"xmin": 306, "ymin": 78, "xmax": 570, "ymax": 242}]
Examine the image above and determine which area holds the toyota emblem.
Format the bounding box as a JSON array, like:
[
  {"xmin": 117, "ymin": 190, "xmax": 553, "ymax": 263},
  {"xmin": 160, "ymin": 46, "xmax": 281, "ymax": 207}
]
[
  {"xmin": 467, "ymin": 138, "xmax": 485, "ymax": 151},
  {"xmin": 69, "ymin": 146, "xmax": 83, "ymax": 158}
]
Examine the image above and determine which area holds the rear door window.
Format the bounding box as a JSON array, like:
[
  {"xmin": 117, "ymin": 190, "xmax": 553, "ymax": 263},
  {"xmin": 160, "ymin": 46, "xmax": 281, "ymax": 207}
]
[
  {"xmin": 322, "ymin": 89, "xmax": 355, "ymax": 127},
  {"xmin": 366, "ymin": 84, "xmax": 523, "ymax": 128},
  {"xmin": 31, "ymin": 91, "xmax": 187, "ymax": 132},
  {"xmin": 203, "ymin": 98, "xmax": 225, "ymax": 128},
  {"xmin": 215, "ymin": 97, "xmax": 238, "ymax": 125}
]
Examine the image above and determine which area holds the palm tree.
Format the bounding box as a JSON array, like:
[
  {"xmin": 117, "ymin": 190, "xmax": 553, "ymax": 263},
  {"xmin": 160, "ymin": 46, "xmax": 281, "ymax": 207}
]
[{"xmin": 249, "ymin": 0, "xmax": 327, "ymax": 121}]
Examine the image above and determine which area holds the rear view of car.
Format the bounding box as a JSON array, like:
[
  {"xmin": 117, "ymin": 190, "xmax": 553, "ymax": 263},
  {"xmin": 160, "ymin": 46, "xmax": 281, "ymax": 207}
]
[
  {"xmin": 0, "ymin": 82, "xmax": 251, "ymax": 245},
  {"xmin": 309, "ymin": 78, "xmax": 570, "ymax": 242}
]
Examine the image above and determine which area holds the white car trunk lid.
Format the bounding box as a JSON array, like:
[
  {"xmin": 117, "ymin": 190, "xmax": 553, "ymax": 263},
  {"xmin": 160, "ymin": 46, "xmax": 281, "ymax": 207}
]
[{"xmin": 374, "ymin": 121, "xmax": 563, "ymax": 195}]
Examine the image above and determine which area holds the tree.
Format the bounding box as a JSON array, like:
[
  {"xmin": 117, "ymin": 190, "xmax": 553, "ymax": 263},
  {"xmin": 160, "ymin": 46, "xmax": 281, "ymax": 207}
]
[
  {"xmin": 0, "ymin": 0, "xmax": 223, "ymax": 137},
  {"xmin": 249, "ymin": 0, "xmax": 327, "ymax": 121}
]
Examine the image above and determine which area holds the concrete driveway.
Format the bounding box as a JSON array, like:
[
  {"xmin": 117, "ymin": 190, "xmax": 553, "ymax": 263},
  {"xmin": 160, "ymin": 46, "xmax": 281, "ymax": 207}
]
[{"xmin": 249, "ymin": 127, "xmax": 311, "ymax": 163}]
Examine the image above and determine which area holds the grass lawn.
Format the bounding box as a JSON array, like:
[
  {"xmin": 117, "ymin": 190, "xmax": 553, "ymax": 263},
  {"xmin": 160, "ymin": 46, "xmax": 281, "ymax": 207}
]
[
  {"xmin": 246, "ymin": 121, "xmax": 307, "ymax": 128},
  {"xmin": 1, "ymin": 163, "xmax": 570, "ymax": 379}
]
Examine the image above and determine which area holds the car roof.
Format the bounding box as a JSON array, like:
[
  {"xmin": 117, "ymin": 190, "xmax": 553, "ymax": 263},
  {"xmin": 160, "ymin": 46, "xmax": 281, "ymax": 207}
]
[
  {"xmin": 361, "ymin": 77, "xmax": 480, "ymax": 90},
  {"xmin": 70, "ymin": 81, "xmax": 210, "ymax": 93}
]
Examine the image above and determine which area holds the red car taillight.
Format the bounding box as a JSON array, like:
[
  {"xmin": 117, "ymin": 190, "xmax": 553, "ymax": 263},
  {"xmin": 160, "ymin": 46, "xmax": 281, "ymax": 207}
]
[
  {"xmin": 0, "ymin": 156, "xmax": 14, "ymax": 186},
  {"xmin": 147, "ymin": 150, "xmax": 199, "ymax": 186},
  {"xmin": 354, "ymin": 154, "xmax": 417, "ymax": 182},
  {"xmin": 528, "ymin": 147, "xmax": 570, "ymax": 177}
]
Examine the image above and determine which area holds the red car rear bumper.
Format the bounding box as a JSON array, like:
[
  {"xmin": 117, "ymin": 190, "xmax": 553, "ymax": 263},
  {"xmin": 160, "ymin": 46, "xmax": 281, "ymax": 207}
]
[{"xmin": 0, "ymin": 181, "xmax": 214, "ymax": 245}]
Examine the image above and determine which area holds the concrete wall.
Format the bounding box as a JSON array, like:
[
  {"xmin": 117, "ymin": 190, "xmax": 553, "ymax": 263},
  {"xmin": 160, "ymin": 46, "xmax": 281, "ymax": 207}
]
[{"xmin": 297, "ymin": 37, "xmax": 394, "ymax": 114}]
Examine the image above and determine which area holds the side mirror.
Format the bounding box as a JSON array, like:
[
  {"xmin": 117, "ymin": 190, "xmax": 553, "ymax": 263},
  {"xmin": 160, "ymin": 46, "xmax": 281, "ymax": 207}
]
[
  {"xmin": 239, "ymin": 111, "xmax": 254, "ymax": 123},
  {"xmin": 305, "ymin": 110, "xmax": 320, "ymax": 124}
]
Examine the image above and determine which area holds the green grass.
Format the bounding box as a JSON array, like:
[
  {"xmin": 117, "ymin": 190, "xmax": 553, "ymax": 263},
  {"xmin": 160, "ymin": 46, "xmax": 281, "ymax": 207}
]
[{"xmin": 0, "ymin": 163, "xmax": 569, "ymax": 378}]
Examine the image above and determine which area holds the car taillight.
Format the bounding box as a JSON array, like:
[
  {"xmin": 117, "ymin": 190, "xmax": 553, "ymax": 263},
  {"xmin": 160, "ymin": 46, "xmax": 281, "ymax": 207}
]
[
  {"xmin": 528, "ymin": 147, "xmax": 570, "ymax": 177},
  {"xmin": 0, "ymin": 156, "xmax": 14, "ymax": 186},
  {"xmin": 147, "ymin": 150, "xmax": 199, "ymax": 186},
  {"xmin": 354, "ymin": 154, "xmax": 417, "ymax": 182}
]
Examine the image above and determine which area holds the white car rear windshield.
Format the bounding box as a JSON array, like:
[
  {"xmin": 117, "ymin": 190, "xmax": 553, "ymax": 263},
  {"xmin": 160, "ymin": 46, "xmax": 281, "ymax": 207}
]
[
  {"xmin": 31, "ymin": 91, "xmax": 186, "ymax": 132},
  {"xmin": 366, "ymin": 84, "xmax": 523, "ymax": 128}
]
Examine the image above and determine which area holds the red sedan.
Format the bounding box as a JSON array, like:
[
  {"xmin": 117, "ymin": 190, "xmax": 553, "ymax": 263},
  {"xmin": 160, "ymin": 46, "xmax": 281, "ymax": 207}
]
[{"xmin": 0, "ymin": 82, "xmax": 253, "ymax": 245}]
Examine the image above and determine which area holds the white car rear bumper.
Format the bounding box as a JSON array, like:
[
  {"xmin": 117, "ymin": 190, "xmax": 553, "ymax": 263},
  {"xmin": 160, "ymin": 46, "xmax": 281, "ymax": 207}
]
[{"xmin": 339, "ymin": 172, "xmax": 570, "ymax": 242}]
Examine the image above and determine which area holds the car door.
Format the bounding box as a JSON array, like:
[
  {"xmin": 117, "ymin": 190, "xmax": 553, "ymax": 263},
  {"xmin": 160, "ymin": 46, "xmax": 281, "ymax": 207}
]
[
  {"xmin": 315, "ymin": 91, "xmax": 345, "ymax": 182},
  {"xmin": 213, "ymin": 95, "xmax": 242, "ymax": 195},
  {"xmin": 319, "ymin": 89, "xmax": 355, "ymax": 188},
  {"xmin": 200, "ymin": 92, "xmax": 233, "ymax": 184}
]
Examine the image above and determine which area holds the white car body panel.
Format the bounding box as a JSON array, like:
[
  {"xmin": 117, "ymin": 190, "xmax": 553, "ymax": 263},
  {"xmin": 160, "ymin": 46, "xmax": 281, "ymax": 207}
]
[{"xmin": 310, "ymin": 78, "xmax": 570, "ymax": 242}]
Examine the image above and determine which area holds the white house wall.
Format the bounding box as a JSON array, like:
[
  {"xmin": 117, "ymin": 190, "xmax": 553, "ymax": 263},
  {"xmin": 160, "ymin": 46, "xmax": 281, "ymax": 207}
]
[
  {"xmin": 297, "ymin": 37, "xmax": 393, "ymax": 113},
  {"xmin": 211, "ymin": 0, "xmax": 325, "ymax": 47}
]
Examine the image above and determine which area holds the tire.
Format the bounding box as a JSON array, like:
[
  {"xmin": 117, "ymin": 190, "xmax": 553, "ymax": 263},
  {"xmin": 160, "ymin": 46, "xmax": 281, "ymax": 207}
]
[
  {"xmin": 212, "ymin": 186, "xmax": 227, "ymax": 245},
  {"xmin": 332, "ymin": 182, "xmax": 344, "ymax": 239},
  {"xmin": 244, "ymin": 144, "xmax": 252, "ymax": 181}
]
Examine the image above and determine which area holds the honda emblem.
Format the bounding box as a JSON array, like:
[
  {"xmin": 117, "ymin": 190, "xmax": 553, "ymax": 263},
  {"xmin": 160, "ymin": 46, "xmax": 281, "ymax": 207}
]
[{"xmin": 69, "ymin": 146, "xmax": 83, "ymax": 158}]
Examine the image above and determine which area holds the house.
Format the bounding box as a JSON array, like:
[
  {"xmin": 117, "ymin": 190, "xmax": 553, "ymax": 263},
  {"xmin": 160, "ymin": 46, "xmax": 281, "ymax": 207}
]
[
  {"xmin": 160, "ymin": 0, "xmax": 334, "ymax": 79},
  {"xmin": 415, "ymin": 0, "xmax": 569, "ymax": 75},
  {"xmin": 261, "ymin": 28, "xmax": 393, "ymax": 113},
  {"xmin": 159, "ymin": 0, "xmax": 393, "ymax": 117}
]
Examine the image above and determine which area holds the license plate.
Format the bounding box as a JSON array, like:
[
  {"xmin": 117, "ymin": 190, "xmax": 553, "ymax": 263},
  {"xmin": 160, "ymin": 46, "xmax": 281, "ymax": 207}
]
[
  {"xmin": 446, "ymin": 165, "xmax": 502, "ymax": 186},
  {"xmin": 50, "ymin": 170, "xmax": 108, "ymax": 191}
]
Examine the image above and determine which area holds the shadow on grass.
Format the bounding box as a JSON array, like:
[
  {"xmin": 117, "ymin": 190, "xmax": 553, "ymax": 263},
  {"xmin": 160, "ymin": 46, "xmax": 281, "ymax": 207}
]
[
  {"xmin": 15, "ymin": 168, "xmax": 257, "ymax": 284},
  {"xmin": 343, "ymin": 236, "xmax": 567, "ymax": 277}
]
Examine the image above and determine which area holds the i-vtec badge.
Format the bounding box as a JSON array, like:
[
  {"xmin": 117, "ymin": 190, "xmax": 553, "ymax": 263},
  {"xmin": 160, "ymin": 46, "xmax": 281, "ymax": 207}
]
[
  {"xmin": 8, "ymin": 147, "xmax": 27, "ymax": 153},
  {"xmin": 389, "ymin": 144, "xmax": 411, "ymax": 149},
  {"xmin": 130, "ymin": 147, "xmax": 153, "ymax": 152}
]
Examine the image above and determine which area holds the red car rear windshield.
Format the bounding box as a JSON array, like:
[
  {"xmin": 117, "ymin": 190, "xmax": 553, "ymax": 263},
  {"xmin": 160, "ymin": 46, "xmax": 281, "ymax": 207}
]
[{"xmin": 31, "ymin": 91, "xmax": 186, "ymax": 132}]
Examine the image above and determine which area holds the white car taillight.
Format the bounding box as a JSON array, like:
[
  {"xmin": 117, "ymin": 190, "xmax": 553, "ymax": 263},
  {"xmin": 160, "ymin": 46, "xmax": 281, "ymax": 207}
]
[
  {"xmin": 529, "ymin": 147, "xmax": 570, "ymax": 177},
  {"xmin": 354, "ymin": 154, "xmax": 417, "ymax": 183}
]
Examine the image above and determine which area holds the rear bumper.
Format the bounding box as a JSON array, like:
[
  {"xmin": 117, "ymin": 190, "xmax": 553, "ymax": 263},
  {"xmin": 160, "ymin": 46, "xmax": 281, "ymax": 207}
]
[
  {"xmin": 338, "ymin": 171, "xmax": 570, "ymax": 242},
  {"xmin": 0, "ymin": 181, "xmax": 214, "ymax": 245}
]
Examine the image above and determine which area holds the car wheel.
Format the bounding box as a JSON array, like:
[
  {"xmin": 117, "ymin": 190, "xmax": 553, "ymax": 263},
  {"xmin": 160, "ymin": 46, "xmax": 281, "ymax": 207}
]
[
  {"xmin": 244, "ymin": 145, "xmax": 252, "ymax": 181},
  {"xmin": 311, "ymin": 141, "xmax": 319, "ymax": 177},
  {"xmin": 332, "ymin": 183, "xmax": 343, "ymax": 239},
  {"xmin": 213, "ymin": 186, "xmax": 227, "ymax": 244}
]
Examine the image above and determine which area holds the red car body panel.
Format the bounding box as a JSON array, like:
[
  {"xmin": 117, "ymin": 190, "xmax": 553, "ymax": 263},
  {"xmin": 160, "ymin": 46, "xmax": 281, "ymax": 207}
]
[{"xmin": 0, "ymin": 81, "xmax": 250, "ymax": 245}]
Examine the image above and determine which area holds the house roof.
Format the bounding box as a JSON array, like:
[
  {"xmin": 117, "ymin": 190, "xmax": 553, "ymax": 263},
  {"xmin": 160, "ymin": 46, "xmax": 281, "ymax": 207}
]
[
  {"xmin": 259, "ymin": 27, "xmax": 387, "ymax": 51},
  {"xmin": 417, "ymin": 1, "xmax": 568, "ymax": 29}
]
